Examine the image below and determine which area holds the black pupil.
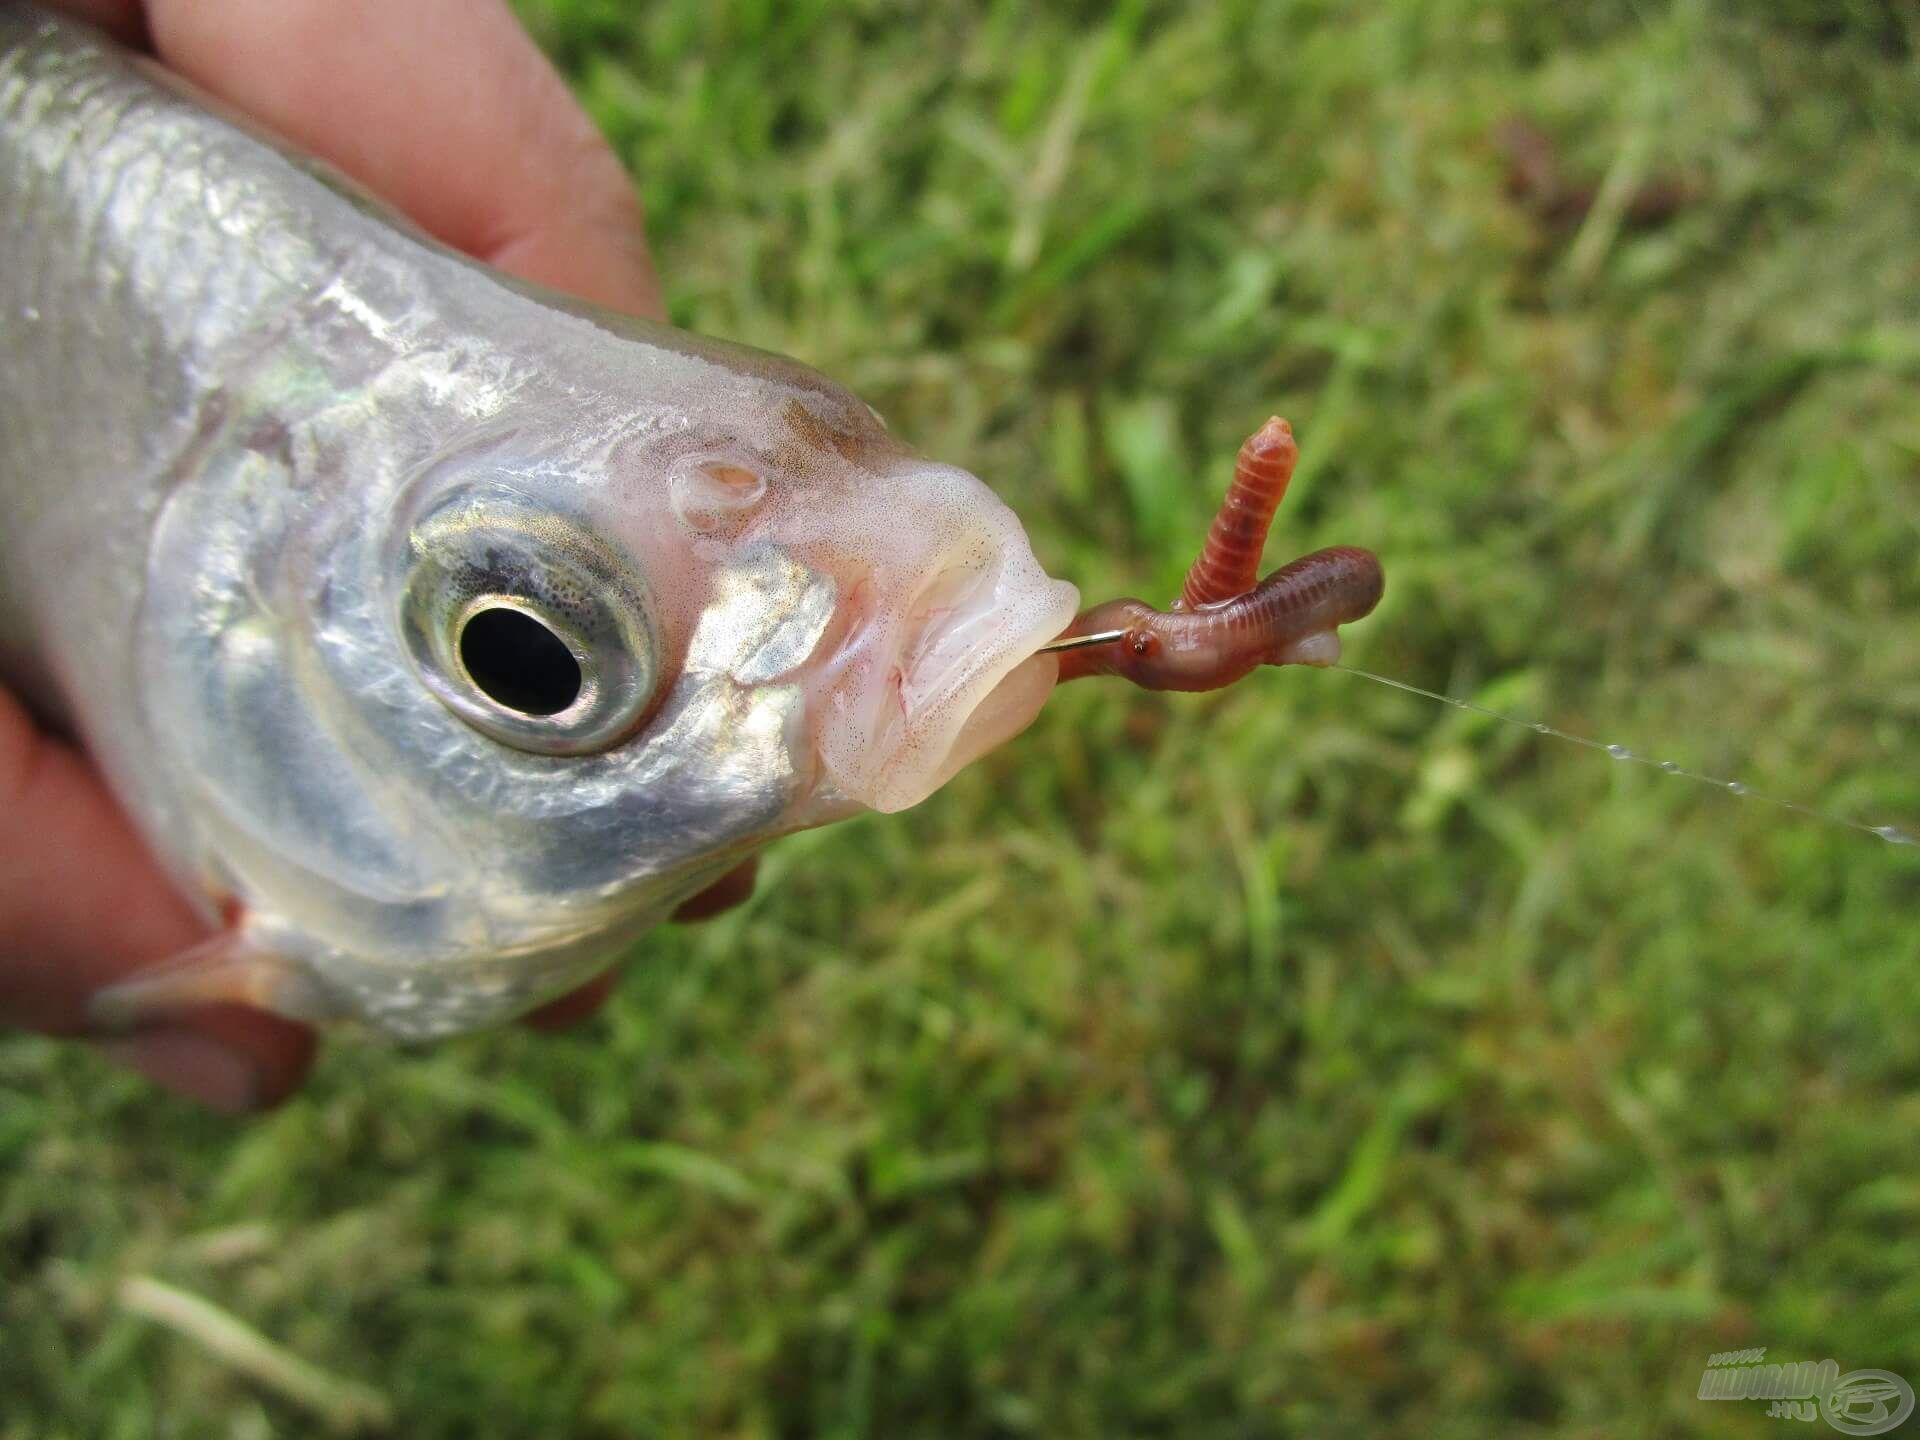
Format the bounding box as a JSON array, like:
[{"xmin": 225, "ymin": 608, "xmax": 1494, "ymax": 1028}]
[{"xmin": 459, "ymin": 607, "xmax": 582, "ymax": 716}]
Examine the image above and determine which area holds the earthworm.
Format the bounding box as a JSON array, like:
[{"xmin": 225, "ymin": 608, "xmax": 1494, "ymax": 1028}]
[
  {"xmin": 1043, "ymin": 418, "xmax": 1383, "ymax": 690},
  {"xmin": 1179, "ymin": 416, "xmax": 1299, "ymax": 609}
]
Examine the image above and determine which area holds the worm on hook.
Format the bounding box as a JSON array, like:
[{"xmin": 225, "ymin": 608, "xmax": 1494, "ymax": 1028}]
[{"xmin": 1038, "ymin": 417, "xmax": 1383, "ymax": 691}]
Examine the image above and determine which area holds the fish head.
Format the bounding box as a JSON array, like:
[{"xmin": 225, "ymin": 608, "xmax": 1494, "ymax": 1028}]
[
  {"xmin": 145, "ymin": 313, "xmax": 1079, "ymax": 1033},
  {"xmin": 376, "ymin": 322, "xmax": 1078, "ymax": 904}
]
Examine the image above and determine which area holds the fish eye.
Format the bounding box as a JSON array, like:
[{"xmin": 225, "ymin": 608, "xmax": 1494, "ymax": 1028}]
[
  {"xmin": 393, "ymin": 485, "xmax": 659, "ymax": 755},
  {"xmin": 457, "ymin": 601, "xmax": 584, "ymax": 717}
]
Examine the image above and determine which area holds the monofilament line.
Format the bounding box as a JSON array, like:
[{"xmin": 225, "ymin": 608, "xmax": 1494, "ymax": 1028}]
[{"xmin": 1330, "ymin": 663, "xmax": 1917, "ymax": 848}]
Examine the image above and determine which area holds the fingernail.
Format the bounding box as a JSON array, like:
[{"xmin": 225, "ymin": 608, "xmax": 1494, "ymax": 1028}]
[{"xmin": 97, "ymin": 1028, "xmax": 262, "ymax": 1113}]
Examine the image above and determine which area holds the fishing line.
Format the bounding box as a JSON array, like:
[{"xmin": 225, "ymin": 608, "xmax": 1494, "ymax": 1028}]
[{"xmin": 1329, "ymin": 662, "xmax": 1917, "ymax": 848}]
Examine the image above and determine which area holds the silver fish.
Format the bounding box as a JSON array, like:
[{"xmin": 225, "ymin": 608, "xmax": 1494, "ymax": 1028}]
[{"xmin": 0, "ymin": 7, "xmax": 1079, "ymax": 1037}]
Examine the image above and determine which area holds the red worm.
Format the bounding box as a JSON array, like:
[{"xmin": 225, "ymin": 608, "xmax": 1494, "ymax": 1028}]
[
  {"xmin": 1179, "ymin": 416, "xmax": 1297, "ymax": 609},
  {"xmin": 1050, "ymin": 417, "xmax": 1383, "ymax": 692},
  {"xmin": 1055, "ymin": 546, "xmax": 1382, "ymax": 689}
]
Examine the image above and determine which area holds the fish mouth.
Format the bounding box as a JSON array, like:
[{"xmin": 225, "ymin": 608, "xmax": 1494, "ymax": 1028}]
[{"xmin": 809, "ymin": 546, "xmax": 1079, "ymax": 814}]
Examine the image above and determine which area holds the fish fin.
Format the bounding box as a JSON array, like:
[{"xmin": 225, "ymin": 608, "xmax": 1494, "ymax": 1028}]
[{"xmin": 89, "ymin": 931, "xmax": 342, "ymax": 1031}]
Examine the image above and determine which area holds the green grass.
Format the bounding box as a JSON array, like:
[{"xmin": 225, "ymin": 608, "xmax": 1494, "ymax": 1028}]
[{"xmin": 6, "ymin": 2, "xmax": 1920, "ymax": 1435}]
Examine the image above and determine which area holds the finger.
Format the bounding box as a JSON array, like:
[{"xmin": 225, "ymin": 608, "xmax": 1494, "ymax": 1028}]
[
  {"xmin": 96, "ymin": 1003, "xmax": 316, "ymax": 1113},
  {"xmin": 36, "ymin": 1, "xmax": 146, "ymax": 45},
  {"xmin": 520, "ymin": 969, "xmax": 618, "ymax": 1032},
  {"xmin": 0, "ymin": 689, "xmax": 313, "ymax": 1107},
  {"xmin": 672, "ymin": 857, "xmax": 760, "ymax": 922},
  {"xmin": 141, "ymin": 0, "xmax": 663, "ymax": 319}
]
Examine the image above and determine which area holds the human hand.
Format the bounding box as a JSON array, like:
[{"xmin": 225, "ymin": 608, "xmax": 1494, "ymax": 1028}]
[{"xmin": 1, "ymin": 0, "xmax": 733, "ymax": 1110}]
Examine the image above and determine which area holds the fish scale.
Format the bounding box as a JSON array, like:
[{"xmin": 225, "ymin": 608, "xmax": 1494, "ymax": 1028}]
[{"xmin": 1, "ymin": 10, "xmax": 332, "ymax": 730}]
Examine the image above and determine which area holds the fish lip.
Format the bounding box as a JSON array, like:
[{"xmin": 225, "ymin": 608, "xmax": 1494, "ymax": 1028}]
[
  {"xmin": 854, "ymin": 562, "xmax": 1080, "ymax": 813},
  {"xmin": 791, "ymin": 456, "xmax": 1080, "ymax": 816}
]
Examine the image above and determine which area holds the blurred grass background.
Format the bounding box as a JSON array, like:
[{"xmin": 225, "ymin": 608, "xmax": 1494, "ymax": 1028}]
[{"xmin": 5, "ymin": 0, "xmax": 1920, "ymax": 1435}]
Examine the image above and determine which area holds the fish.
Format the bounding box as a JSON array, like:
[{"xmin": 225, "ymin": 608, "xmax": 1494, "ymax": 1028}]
[{"xmin": 0, "ymin": 6, "xmax": 1382, "ymax": 1039}]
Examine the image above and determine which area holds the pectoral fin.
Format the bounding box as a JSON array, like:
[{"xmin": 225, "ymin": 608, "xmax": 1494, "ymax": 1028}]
[{"xmin": 89, "ymin": 930, "xmax": 341, "ymax": 1031}]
